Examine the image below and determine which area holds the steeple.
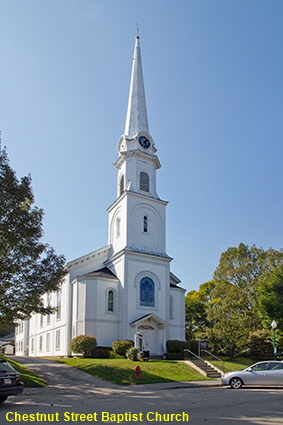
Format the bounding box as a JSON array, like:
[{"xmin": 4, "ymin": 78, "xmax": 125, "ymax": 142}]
[{"xmin": 124, "ymin": 36, "xmax": 149, "ymax": 138}]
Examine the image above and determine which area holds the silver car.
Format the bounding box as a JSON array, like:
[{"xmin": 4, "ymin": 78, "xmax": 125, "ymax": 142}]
[{"xmin": 221, "ymin": 361, "xmax": 283, "ymax": 389}]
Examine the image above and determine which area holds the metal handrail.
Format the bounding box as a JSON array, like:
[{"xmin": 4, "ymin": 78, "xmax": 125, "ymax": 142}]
[
  {"xmin": 201, "ymin": 349, "xmax": 225, "ymax": 373},
  {"xmin": 183, "ymin": 348, "xmax": 203, "ymax": 362}
]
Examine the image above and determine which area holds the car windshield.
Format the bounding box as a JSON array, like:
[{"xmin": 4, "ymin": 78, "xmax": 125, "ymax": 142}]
[{"xmin": 0, "ymin": 362, "xmax": 16, "ymax": 373}]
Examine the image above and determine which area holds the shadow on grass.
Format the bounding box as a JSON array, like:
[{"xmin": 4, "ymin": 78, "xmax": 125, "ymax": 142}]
[
  {"xmin": 80, "ymin": 363, "xmax": 176, "ymax": 385},
  {"xmin": 1, "ymin": 356, "xmax": 47, "ymax": 387}
]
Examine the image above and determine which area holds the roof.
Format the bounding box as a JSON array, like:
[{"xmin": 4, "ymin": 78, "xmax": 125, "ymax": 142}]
[
  {"xmin": 0, "ymin": 333, "xmax": 15, "ymax": 342},
  {"xmin": 124, "ymin": 36, "xmax": 149, "ymax": 138},
  {"xmin": 130, "ymin": 313, "xmax": 168, "ymax": 328},
  {"xmin": 82, "ymin": 267, "xmax": 118, "ymax": 280}
]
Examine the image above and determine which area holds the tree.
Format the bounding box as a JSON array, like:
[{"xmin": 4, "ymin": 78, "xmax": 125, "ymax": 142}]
[
  {"xmin": 185, "ymin": 281, "xmax": 215, "ymax": 341},
  {"xmin": 204, "ymin": 244, "xmax": 283, "ymax": 357},
  {"xmin": 0, "ymin": 147, "xmax": 66, "ymax": 329},
  {"xmin": 258, "ymin": 265, "xmax": 283, "ymax": 331},
  {"xmin": 206, "ymin": 280, "xmax": 260, "ymax": 357}
]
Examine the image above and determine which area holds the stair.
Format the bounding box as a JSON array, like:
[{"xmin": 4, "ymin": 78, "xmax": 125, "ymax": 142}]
[{"xmin": 190, "ymin": 359, "xmax": 222, "ymax": 378}]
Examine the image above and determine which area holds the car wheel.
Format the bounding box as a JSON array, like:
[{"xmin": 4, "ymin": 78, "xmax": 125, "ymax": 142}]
[
  {"xmin": 0, "ymin": 396, "xmax": 8, "ymax": 404},
  {"xmin": 230, "ymin": 377, "xmax": 243, "ymax": 389}
]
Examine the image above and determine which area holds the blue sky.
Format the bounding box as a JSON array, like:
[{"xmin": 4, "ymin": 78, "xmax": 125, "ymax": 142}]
[{"xmin": 1, "ymin": 0, "xmax": 282, "ymax": 292}]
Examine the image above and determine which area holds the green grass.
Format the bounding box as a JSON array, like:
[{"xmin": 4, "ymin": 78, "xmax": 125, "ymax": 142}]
[
  {"xmin": 0, "ymin": 356, "xmax": 47, "ymax": 387},
  {"xmin": 209, "ymin": 358, "xmax": 254, "ymax": 373},
  {"xmin": 47, "ymin": 357, "xmax": 209, "ymax": 386}
]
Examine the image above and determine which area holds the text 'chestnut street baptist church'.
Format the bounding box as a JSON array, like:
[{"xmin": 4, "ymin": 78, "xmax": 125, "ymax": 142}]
[{"xmin": 15, "ymin": 36, "xmax": 186, "ymax": 357}]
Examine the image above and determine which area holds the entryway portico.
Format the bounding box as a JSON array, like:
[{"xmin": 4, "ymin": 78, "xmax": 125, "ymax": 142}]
[{"xmin": 130, "ymin": 313, "xmax": 168, "ymax": 355}]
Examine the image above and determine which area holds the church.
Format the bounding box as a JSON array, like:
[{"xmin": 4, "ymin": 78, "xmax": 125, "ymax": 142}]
[{"xmin": 15, "ymin": 36, "xmax": 186, "ymax": 357}]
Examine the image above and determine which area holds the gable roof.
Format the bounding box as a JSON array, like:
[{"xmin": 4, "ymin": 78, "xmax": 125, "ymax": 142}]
[
  {"xmin": 130, "ymin": 313, "xmax": 168, "ymax": 328},
  {"xmin": 82, "ymin": 267, "xmax": 118, "ymax": 280}
]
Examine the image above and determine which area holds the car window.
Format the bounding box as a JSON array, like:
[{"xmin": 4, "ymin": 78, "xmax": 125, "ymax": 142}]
[
  {"xmin": 269, "ymin": 362, "xmax": 283, "ymax": 370},
  {"xmin": 0, "ymin": 363, "xmax": 14, "ymax": 373},
  {"xmin": 251, "ymin": 363, "xmax": 268, "ymax": 371}
]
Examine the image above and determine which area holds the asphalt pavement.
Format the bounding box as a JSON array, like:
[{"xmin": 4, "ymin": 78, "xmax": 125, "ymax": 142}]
[{"xmin": 1, "ymin": 358, "xmax": 283, "ymax": 425}]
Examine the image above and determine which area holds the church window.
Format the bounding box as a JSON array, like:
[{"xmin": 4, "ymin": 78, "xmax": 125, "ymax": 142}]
[
  {"xmin": 39, "ymin": 335, "xmax": 43, "ymax": 352},
  {"xmin": 46, "ymin": 333, "xmax": 50, "ymax": 352},
  {"xmin": 143, "ymin": 215, "xmax": 148, "ymax": 233},
  {"xmin": 56, "ymin": 290, "xmax": 62, "ymax": 320},
  {"xmin": 169, "ymin": 295, "xmax": 174, "ymax": 319},
  {"xmin": 120, "ymin": 175, "xmax": 125, "ymax": 195},
  {"xmin": 107, "ymin": 290, "xmax": 114, "ymax": 312},
  {"xmin": 140, "ymin": 172, "xmax": 149, "ymax": 192},
  {"xmin": 56, "ymin": 330, "xmax": 60, "ymax": 350},
  {"xmin": 140, "ymin": 277, "xmax": 155, "ymax": 307},
  {"xmin": 116, "ymin": 217, "xmax": 121, "ymax": 238}
]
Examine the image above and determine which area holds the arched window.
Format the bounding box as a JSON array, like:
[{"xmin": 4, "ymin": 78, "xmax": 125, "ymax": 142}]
[
  {"xmin": 169, "ymin": 295, "xmax": 174, "ymax": 319},
  {"xmin": 140, "ymin": 277, "xmax": 155, "ymax": 307},
  {"xmin": 119, "ymin": 175, "xmax": 125, "ymax": 196},
  {"xmin": 107, "ymin": 290, "xmax": 114, "ymax": 312},
  {"xmin": 140, "ymin": 172, "xmax": 149, "ymax": 192},
  {"xmin": 143, "ymin": 215, "xmax": 148, "ymax": 233},
  {"xmin": 116, "ymin": 217, "xmax": 121, "ymax": 238}
]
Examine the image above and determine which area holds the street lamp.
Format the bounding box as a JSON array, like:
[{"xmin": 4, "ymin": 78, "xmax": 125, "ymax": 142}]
[{"xmin": 271, "ymin": 320, "xmax": 277, "ymax": 360}]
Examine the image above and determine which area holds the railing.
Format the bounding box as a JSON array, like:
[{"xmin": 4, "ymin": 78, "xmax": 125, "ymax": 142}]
[
  {"xmin": 183, "ymin": 348, "xmax": 204, "ymax": 362},
  {"xmin": 200, "ymin": 349, "xmax": 226, "ymax": 373}
]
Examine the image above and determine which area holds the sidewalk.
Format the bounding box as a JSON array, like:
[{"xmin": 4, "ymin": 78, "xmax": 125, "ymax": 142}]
[{"xmin": 133, "ymin": 379, "xmax": 222, "ymax": 392}]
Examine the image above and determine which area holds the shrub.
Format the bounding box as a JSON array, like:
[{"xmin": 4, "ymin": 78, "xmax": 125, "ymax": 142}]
[
  {"xmin": 126, "ymin": 347, "xmax": 139, "ymax": 361},
  {"xmin": 91, "ymin": 349, "xmax": 110, "ymax": 359},
  {"xmin": 109, "ymin": 351, "xmax": 125, "ymax": 359},
  {"xmin": 95, "ymin": 346, "xmax": 113, "ymax": 352},
  {"xmin": 166, "ymin": 352, "xmax": 184, "ymax": 360},
  {"xmin": 70, "ymin": 335, "xmax": 97, "ymax": 358},
  {"xmin": 112, "ymin": 340, "xmax": 134, "ymax": 356},
  {"xmin": 166, "ymin": 340, "xmax": 189, "ymax": 353}
]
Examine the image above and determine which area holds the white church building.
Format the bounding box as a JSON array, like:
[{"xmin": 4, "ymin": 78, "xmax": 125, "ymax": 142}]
[{"xmin": 15, "ymin": 36, "xmax": 186, "ymax": 357}]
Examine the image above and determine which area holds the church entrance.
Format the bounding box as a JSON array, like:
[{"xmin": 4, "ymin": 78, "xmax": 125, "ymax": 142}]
[
  {"xmin": 131, "ymin": 313, "xmax": 168, "ymax": 355},
  {"xmin": 138, "ymin": 325, "xmax": 156, "ymax": 354}
]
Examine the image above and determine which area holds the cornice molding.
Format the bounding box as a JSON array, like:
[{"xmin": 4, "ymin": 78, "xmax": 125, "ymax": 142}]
[{"xmin": 113, "ymin": 149, "xmax": 161, "ymax": 170}]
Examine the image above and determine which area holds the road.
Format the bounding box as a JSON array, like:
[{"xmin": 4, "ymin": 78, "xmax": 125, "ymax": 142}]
[{"xmin": 0, "ymin": 357, "xmax": 282, "ymax": 424}]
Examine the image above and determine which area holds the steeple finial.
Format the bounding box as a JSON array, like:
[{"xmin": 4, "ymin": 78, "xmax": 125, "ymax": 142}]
[{"xmin": 124, "ymin": 35, "xmax": 149, "ymax": 138}]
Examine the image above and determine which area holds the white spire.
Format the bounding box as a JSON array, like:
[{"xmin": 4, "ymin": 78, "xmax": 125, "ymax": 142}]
[{"xmin": 124, "ymin": 36, "xmax": 149, "ymax": 138}]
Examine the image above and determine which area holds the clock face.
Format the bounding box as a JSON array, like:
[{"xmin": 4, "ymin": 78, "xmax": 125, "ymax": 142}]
[{"xmin": 138, "ymin": 135, "xmax": 151, "ymax": 149}]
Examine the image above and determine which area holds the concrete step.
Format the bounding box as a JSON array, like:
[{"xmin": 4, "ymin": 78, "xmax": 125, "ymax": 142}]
[{"xmin": 190, "ymin": 359, "xmax": 222, "ymax": 378}]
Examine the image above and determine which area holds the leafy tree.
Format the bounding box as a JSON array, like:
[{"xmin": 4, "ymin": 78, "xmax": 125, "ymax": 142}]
[
  {"xmin": 204, "ymin": 244, "xmax": 283, "ymax": 357},
  {"xmin": 185, "ymin": 280, "xmax": 215, "ymax": 340},
  {"xmin": 0, "ymin": 147, "xmax": 66, "ymax": 329},
  {"xmin": 247, "ymin": 329, "xmax": 273, "ymax": 359},
  {"xmin": 70, "ymin": 335, "xmax": 97, "ymax": 358},
  {"xmin": 206, "ymin": 280, "xmax": 260, "ymax": 357},
  {"xmin": 214, "ymin": 243, "xmax": 283, "ymax": 299},
  {"xmin": 258, "ymin": 265, "xmax": 283, "ymax": 331}
]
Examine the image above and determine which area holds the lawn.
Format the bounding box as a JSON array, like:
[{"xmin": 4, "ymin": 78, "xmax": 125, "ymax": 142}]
[
  {"xmin": 210, "ymin": 358, "xmax": 254, "ymax": 373},
  {"xmin": 48, "ymin": 357, "xmax": 209, "ymax": 386},
  {"xmin": 1, "ymin": 356, "xmax": 46, "ymax": 387}
]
